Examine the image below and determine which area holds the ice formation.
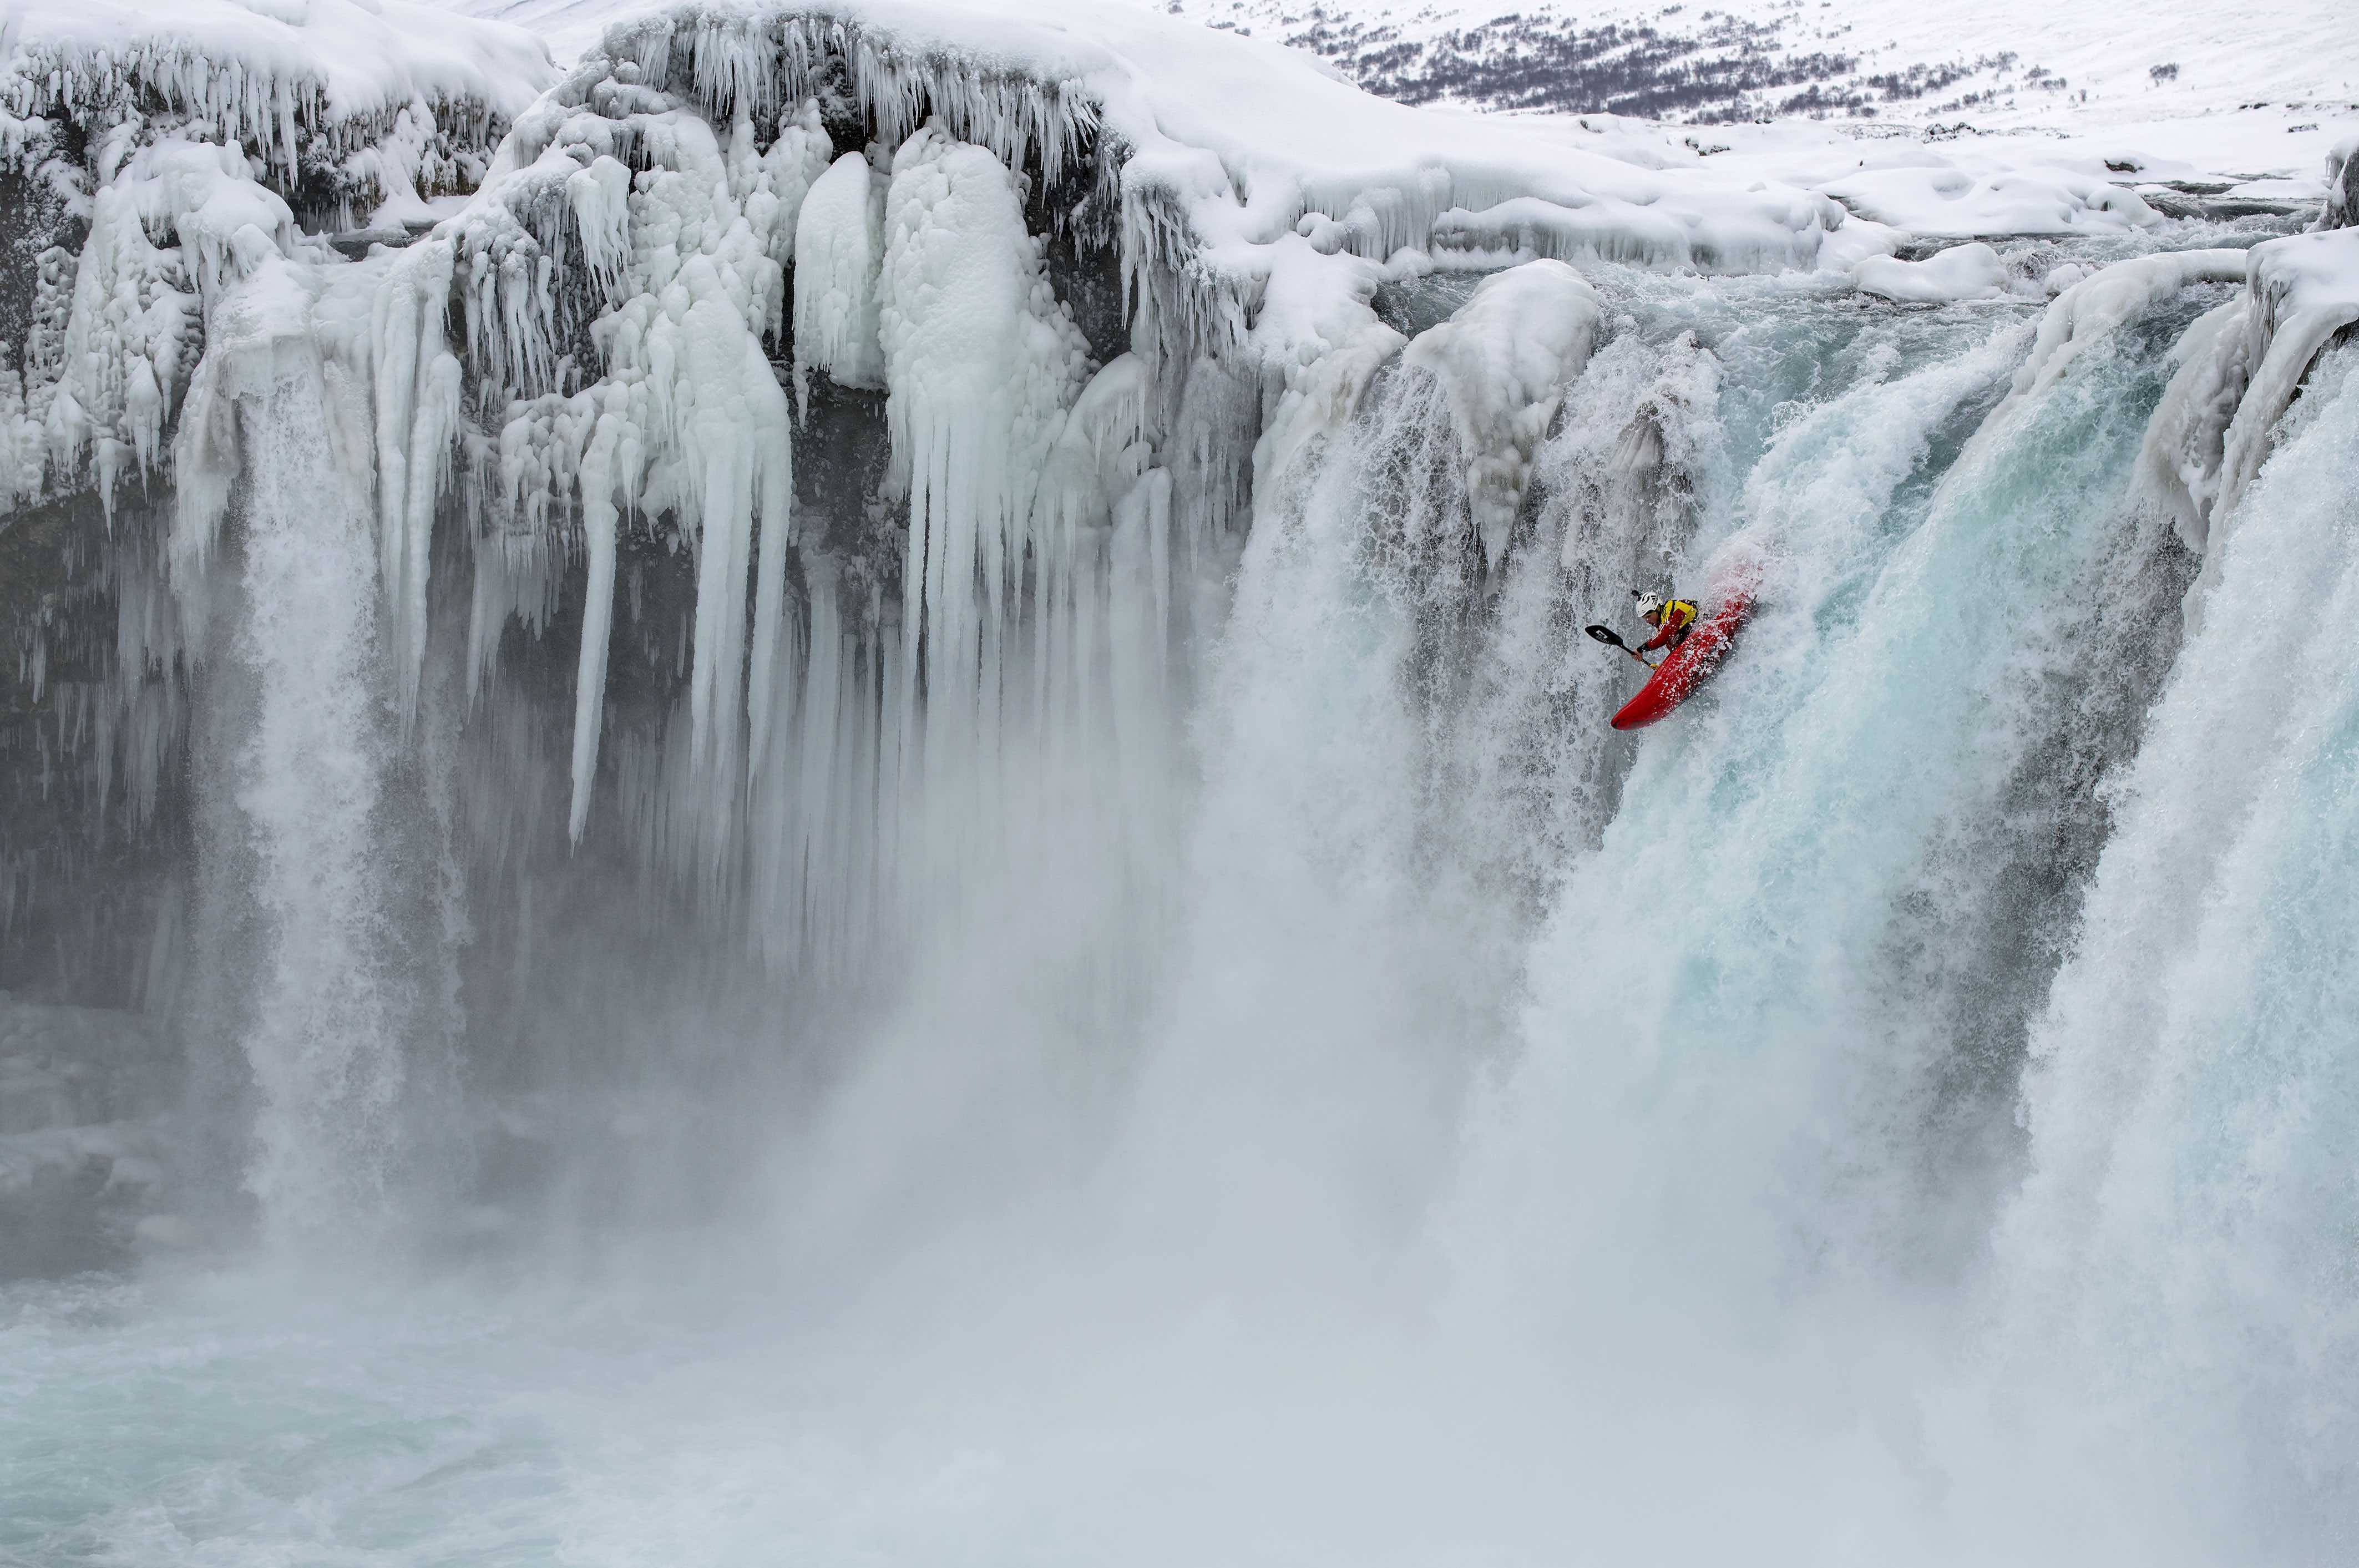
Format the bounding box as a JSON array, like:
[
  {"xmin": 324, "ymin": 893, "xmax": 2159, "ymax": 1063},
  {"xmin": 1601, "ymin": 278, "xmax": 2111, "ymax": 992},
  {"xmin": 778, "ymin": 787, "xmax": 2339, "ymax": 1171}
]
[
  {"xmin": 3, "ymin": 0, "xmax": 2353, "ymax": 986},
  {"xmin": 0, "ymin": 0, "xmax": 545, "ymax": 515},
  {"xmin": 792, "ymin": 152, "xmax": 888, "ymax": 394},
  {"xmin": 1397, "ymin": 260, "xmax": 1601, "ymax": 571},
  {"xmin": 1853, "ymin": 241, "xmax": 2011, "ymax": 305},
  {"xmin": 2320, "ymin": 133, "xmax": 2359, "ymax": 234}
]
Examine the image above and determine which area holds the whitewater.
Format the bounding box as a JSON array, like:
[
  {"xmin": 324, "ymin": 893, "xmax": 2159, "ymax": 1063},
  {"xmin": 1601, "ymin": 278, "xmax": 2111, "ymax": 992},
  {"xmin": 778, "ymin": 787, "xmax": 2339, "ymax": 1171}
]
[{"xmin": 2, "ymin": 0, "xmax": 2356, "ymax": 1562}]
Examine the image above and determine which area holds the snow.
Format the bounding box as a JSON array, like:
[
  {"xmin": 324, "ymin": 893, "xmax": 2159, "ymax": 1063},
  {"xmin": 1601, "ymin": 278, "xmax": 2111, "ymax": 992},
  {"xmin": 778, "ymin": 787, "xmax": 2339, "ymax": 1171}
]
[
  {"xmin": 443, "ymin": 0, "xmax": 1890, "ymax": 305},
  {"xmin": 7, "ymin": 0, "xmax": 549, "ymax": 130},
  {"xmin": 1, "ymin": 0, "xmax": 546, "ymax": 515},
  {"xmin": 1117, "ymin": 0, "xmax": 2357, "ymax": 136},
  {"xmin": 1855, "ymin": 241, "xmax": 2012, "ymax": 305},
  {"xmin": 1823, "ymin": 163, "xmax": 2158, "ymax": 236}
]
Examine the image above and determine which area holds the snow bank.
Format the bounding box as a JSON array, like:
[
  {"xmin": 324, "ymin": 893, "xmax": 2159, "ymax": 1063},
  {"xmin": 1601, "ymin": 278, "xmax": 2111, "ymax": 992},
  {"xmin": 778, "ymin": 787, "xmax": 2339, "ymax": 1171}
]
[
  {"xmin": 1823, "ymin": 164, "xmax": 2159, "ymax": 237},
  {"xmin": 1855, "ymin": 241, "xmax": 2012, "ymax": 305}
]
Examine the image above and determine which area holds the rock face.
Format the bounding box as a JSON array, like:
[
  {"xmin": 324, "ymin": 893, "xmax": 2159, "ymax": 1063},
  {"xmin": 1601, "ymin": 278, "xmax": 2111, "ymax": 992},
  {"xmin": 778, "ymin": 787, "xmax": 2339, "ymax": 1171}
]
[{"xmin": 0, "ymin": 994, "xmax": 178, "ymax": 1276}]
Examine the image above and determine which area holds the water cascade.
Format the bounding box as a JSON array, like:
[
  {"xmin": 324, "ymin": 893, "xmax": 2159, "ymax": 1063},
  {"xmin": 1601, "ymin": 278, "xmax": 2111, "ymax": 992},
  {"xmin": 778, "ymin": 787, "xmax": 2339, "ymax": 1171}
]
[{"xmin": 2, "ymin": 3, "xmax": 2357, "ymax": 1562}]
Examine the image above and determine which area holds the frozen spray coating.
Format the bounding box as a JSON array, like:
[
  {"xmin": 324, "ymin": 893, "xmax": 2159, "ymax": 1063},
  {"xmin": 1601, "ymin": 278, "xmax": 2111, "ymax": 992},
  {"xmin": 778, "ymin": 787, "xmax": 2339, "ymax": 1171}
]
[{"xmin": 3, "ymin": 0, "xmax": 2359, "ymax": 1561}]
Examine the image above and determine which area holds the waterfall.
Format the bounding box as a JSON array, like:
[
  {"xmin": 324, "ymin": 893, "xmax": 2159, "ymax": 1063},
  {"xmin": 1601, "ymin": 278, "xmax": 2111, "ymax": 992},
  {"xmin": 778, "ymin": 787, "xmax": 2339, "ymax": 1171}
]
[
  {"xmin": 208, "ymin": 365, "xmax": 408, "ymax": 1238},
  {"xmin": 6, "ymin": 3, "xmax": 2358, "ymax": 1552},
  {"xmin": 1990, "ymin": 346, "xmax": 2359, "ymax": 1550}
]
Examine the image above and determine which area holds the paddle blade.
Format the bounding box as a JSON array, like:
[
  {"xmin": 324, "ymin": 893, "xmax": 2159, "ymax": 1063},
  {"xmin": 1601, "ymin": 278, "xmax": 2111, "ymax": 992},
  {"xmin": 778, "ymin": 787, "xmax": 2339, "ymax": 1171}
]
[{"xmin": 1584, "ymin": 624, "xmax": 1626, "ymax": 649}]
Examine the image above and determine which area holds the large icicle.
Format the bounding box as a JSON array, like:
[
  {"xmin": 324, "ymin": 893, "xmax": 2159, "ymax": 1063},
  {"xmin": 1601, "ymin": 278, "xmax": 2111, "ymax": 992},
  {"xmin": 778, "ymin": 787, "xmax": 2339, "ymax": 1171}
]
[
  {"xmin": 446, "ymin": 92, "xmax": 831, "ymax": 846},
  {"xmin": 370, "ymin": 239, "xmax": 462, "ymax": 730},
  {"xmin": 878, "ymin": 124, "xmax": 1089, "ymax": 821},
  {"xmin": 793, "ymin": 152, "xmax": 889, "ymax": 396}
]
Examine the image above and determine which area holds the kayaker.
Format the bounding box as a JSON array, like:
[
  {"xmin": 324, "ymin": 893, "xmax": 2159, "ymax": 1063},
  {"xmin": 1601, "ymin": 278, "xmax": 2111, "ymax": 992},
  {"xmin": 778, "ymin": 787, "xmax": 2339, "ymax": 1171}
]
[{"xmin": 1633, "ymin": 591, "xmax": 1698, "ymax": 659}]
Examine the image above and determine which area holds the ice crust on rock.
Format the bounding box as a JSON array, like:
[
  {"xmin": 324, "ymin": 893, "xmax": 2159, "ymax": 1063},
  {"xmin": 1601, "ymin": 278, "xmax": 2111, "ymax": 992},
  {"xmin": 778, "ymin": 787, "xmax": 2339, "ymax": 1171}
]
[
  {"xmin": 1981, "ymin": 249, "xmax": 2251, "ymax": 438},
  {"xmin": 1399, "ymin": 260, "xmax": 1601, "ymax": 571},
  {"xmin": 2195, "ymin": 228, "xmax": 2359, "ymax": 613},
  {"xmin": 2137, "ymin": 300, "xmax": 2253, "ymax": 557},
  {"xmin": 1854, "ymin": 242, "xmax": 2011, "ymax": 306},
  {"xmin": 3, "ymin": 0, "xmax": 546, "ymax": 207},
  {"xmin": 2005, "ymin": 230, "xmax": 2359, "ymax": 630},
  {"xmin": 2317, "ymin": 134, "xmax": 2359, "ymax": 234},
  {"xmin": 0, "ymin": 0, "xmax": 545, "ymax": 514},
  {"xmin": 793, "ymin": 153, "xmax": 889, "ymax": 395}
]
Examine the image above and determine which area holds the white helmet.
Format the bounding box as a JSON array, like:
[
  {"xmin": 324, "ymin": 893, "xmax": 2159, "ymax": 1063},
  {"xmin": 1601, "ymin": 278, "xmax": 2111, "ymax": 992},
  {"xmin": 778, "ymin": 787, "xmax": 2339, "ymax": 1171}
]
[{"xmin": 1633, "ymin": 592, "xmax": 1664, "ymax": 619}]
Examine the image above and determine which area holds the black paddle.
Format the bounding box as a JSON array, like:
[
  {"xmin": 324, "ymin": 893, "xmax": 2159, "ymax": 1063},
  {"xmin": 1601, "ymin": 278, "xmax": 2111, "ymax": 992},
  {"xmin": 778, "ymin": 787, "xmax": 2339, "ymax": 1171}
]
[{"xmin": 1585, "ymin": 623, "xmax": 1656, "ymax": 670}]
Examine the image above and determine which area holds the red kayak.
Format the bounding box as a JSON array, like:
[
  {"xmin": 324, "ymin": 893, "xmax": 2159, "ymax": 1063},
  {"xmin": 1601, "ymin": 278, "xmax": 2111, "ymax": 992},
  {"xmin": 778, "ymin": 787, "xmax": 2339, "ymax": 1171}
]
[{"xmin": 1611, "ymin": 589, "xmax": 1755, "ymax": 730}]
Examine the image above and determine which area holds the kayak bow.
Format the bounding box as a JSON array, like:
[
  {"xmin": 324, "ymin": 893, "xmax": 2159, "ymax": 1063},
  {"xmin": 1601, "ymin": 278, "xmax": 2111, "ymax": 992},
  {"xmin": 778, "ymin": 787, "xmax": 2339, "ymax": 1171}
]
[{"xmin": 1609, "ymin": 588, "xmax": 1755, "ymax": 730}]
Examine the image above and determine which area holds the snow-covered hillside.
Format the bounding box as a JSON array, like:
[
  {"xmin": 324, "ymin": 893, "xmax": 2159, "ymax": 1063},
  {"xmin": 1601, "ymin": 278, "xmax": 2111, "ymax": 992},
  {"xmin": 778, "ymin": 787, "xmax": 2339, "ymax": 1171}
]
[
  {"xmin": 1137, "ymin": 0, "xmax": 2359, "ymax": 128},
  {"xmin": 459, "ymin": 0, "xmax": 2359, "ymax": 139}
]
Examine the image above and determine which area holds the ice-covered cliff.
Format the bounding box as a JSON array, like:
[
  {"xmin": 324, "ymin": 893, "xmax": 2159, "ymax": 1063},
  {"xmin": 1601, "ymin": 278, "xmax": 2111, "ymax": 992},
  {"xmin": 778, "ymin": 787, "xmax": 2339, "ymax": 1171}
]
[{"xmin": 2, "ymin": 0, "xmax": 2352, "ymax": 1161}]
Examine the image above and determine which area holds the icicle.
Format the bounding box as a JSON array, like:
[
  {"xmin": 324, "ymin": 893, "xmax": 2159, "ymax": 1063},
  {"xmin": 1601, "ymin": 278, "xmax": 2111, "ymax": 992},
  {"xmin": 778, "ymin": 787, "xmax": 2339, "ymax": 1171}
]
[
  {"xmin": 371, "ymin": 238, "xmax": 462, "ymax": 732},
  {"xmin": 1109, "ymin": 465, "xmax": 1173, "ymax": 755},
  {"xmin": 793, "ymin": 152, "xmax": 890, "ymax": 397},
  {"xmin": 568, "ymin": 416, "xmax": 624, "ymax": 844},
  {"xmin": 878, "ymin": 123, "xmax": 1089, "ymax": 832},
  {"xmin": 745, "ymin": 412, "xmax": 797, "ymax": 781}
]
